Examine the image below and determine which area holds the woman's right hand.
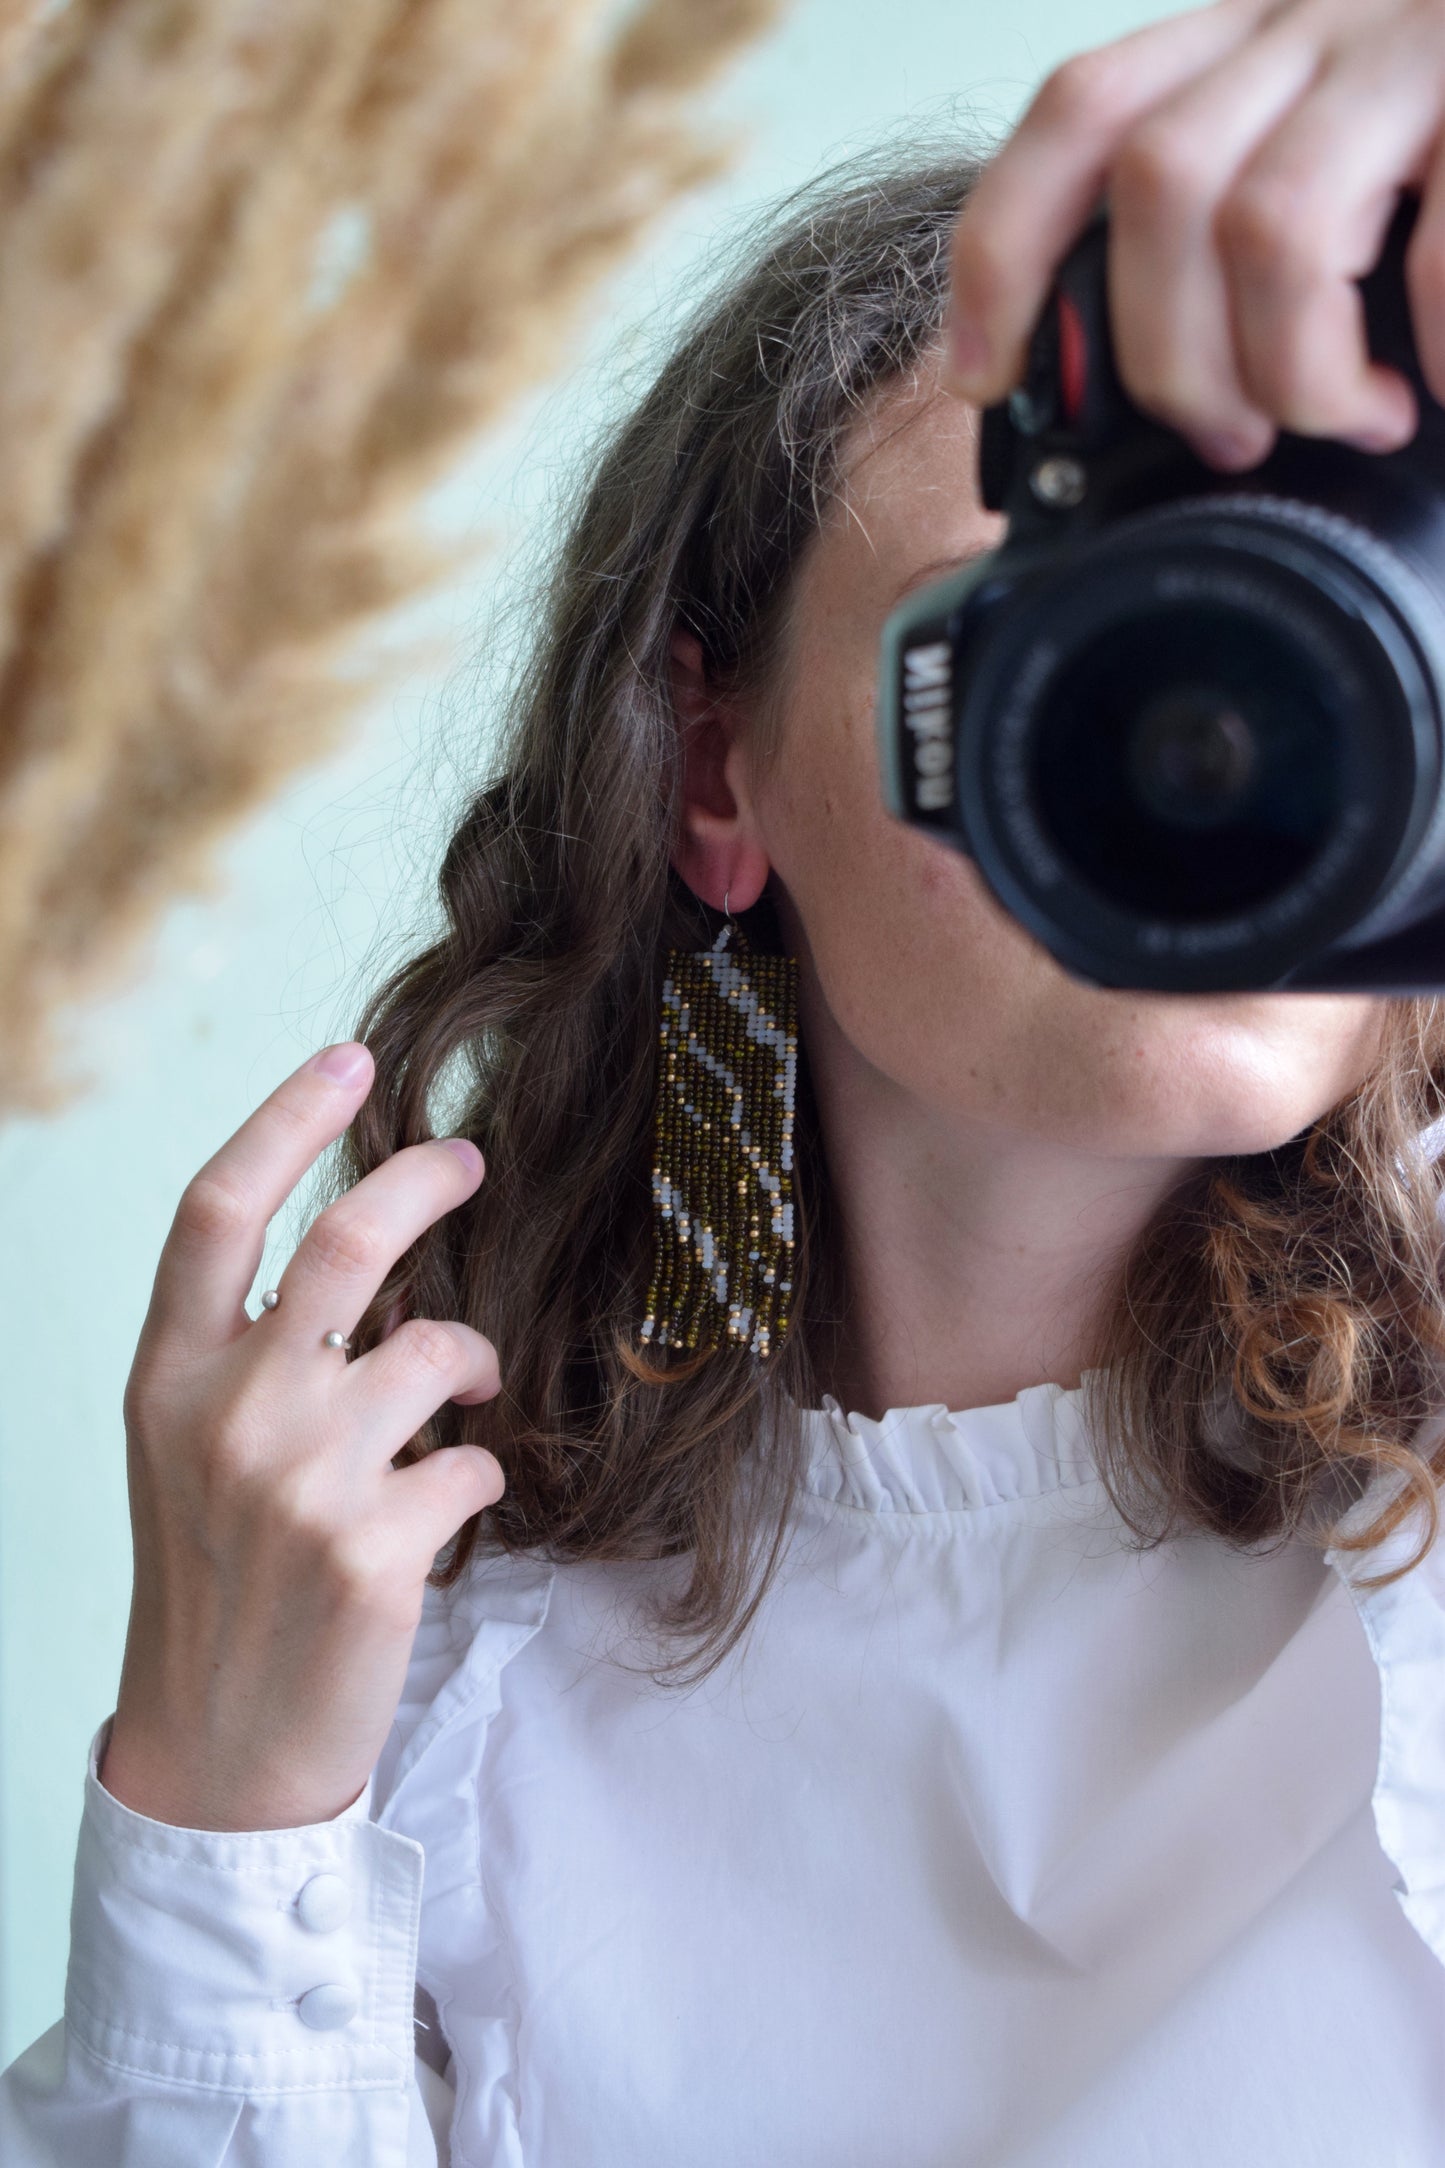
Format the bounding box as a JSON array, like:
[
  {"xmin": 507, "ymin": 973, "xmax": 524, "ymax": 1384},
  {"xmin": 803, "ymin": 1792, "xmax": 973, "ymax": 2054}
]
[
  {"xmin": 944, "ymin": 0, "xmax": 1444, "ymax": 471},
  {"xmin": 99, "ymin": 1040, "xmax": 506, "ymax": 1832}
]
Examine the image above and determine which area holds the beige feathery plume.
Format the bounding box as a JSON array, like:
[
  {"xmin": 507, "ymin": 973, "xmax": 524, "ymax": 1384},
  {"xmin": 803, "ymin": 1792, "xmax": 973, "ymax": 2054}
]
[{"xmin": 0, "ymin": 0, "xmax": 784, "ymax": 1115}]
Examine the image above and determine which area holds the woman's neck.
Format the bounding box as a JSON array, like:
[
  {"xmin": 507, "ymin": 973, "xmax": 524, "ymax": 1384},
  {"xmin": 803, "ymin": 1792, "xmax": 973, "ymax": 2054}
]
[{"xmin": 800, "ymin": 991, "xmax": 1196, "ymax": 1423}]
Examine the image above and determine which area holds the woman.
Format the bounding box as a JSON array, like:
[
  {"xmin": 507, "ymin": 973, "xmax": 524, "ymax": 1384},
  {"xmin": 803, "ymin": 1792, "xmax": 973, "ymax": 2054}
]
[{"xmin": 7, "ymin": 0, "xmax": 1445, "ymax": 2159}]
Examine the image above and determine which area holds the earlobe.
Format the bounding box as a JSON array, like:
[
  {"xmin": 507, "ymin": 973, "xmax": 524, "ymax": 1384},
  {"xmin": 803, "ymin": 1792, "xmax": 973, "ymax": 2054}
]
[{"xmin": 668, "ymin": 627, "xmax": 771, "ymax": 914}]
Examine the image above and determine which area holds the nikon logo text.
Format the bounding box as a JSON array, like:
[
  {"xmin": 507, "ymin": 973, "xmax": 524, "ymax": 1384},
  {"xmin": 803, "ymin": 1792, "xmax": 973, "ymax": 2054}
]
[{"xmin": 902, "ymin": 641, "xmax": 953, "ymax": 812}]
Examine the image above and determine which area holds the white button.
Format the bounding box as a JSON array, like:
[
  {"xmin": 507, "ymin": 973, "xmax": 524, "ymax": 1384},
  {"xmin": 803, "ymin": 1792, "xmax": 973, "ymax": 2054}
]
[
  {"xmin": 297, "ymin": 1981, "xmax": 359, "ymax": 2031},
  {"xmin": 295, "ymin": 1871, "xmax": 351, "ymax": 1933}
]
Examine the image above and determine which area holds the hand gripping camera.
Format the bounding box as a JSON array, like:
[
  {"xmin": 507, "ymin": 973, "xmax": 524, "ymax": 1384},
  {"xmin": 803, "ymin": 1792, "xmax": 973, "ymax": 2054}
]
[{"xmin": 878, "ymin": 190, "xmax": 1445, "ymax": 992}]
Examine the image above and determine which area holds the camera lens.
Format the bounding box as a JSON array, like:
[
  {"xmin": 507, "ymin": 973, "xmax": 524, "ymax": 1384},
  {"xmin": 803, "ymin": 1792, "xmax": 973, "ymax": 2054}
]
[
  {"xmin": 1127, "ymin": 685, "xmax": 1256, "ymax": 829},
  {"xmin": 950, "ymin": 497, "xmax": 1445, "ymax": 988},
  {"xmin": 1031, "ymin": 598, "xmax": 1341, "ymax": 919}
]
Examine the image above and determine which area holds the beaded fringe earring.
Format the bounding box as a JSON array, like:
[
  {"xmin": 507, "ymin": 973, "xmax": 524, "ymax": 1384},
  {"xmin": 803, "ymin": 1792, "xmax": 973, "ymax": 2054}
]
[{"xmin": 639, "ymin": 894, "xmax": 799, "ymax": 1361}]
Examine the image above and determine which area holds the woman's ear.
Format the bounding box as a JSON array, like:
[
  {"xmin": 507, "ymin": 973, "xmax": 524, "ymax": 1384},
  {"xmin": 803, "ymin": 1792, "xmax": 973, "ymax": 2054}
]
[{"xmin": 669, "ymin": 628, "xmax": 771, "ymax": 913}]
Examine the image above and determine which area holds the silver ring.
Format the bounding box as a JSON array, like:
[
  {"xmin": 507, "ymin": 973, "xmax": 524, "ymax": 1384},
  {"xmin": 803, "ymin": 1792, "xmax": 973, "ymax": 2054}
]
[{"xmin": 256, "ymin": 1288, "xmax": 350, "ymax": 1353}]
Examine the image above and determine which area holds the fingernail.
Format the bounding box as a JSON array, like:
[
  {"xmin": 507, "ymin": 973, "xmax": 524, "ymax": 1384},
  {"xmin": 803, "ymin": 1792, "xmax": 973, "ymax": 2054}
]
[
  {"xmin": 947, "ymin": 314, "xmax": 992, "ymax": 393},
  {"xmin": 1190, "ymin": 428, "xmax": 1268, "ymax": 473},
  {"xmin": 1341, "ymin": 385, "xmax": 1416, "ymax": 453},
  {"xmin": 441, "ymin": 1136, "xmax": 483, "ymax": 1175},
  {"xmin": 1340, "ymin": 423, "xmax": 1409, "ymax": 454},
  {"xmin": 311, "ymin": 1041, "xmax": 371, "ymax": 1084}
]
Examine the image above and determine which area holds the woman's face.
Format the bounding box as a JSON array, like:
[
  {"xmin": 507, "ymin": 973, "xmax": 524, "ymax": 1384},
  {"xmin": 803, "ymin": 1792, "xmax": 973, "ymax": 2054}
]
[{"xmin": 738, "ymin": 354, "xmax": 1387, "ymax": 1162}]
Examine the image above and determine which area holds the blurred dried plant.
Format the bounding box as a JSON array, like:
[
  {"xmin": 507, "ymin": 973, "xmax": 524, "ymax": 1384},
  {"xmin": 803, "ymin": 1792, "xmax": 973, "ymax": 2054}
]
[{"xmin": 0, "ymin": 0, "xmax": 782, "ymax": 1116}]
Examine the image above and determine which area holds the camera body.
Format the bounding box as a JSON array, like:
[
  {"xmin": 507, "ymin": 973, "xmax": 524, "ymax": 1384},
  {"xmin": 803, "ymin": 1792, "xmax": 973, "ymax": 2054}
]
[{"xmin": 877, "ymin": 190, "xmax": 1445, "ymax": 992}]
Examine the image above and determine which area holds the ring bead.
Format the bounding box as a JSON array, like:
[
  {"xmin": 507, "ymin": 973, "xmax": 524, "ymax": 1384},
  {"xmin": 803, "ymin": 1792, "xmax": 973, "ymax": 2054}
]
[
  {"xmin": 260, "ymin": 1289, "xmax": 280, "ymax": 1310},
  {"xmin": 323, "ymin": 1330, "xmax": 352, "ymax": 1351}
]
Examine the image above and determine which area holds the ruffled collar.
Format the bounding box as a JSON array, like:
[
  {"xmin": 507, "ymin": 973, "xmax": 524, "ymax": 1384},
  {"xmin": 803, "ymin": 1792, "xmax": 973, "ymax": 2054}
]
[{"xmin": 799, "ymin": 1369, "xmax": 1107, "ymax": 1514}]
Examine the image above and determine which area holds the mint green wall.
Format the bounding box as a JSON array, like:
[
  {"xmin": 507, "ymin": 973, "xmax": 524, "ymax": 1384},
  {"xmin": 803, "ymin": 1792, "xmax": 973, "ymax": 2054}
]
[{"xmin": 0, "ymin": 0, "xmax": 1185, "ymax": 2059}]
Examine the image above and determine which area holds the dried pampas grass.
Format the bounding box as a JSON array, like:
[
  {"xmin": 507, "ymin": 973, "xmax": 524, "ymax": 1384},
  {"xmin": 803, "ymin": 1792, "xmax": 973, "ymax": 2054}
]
[{"xmin": 0, "ymin": 0, "xmax": 783, "ymax": 1116}]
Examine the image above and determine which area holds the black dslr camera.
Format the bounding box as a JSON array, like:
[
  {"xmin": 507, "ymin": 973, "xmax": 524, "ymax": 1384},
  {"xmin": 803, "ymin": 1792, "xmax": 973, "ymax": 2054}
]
[{"xmin": 878, "ymin": 190, "xmax": 1445, "ymax": 992}]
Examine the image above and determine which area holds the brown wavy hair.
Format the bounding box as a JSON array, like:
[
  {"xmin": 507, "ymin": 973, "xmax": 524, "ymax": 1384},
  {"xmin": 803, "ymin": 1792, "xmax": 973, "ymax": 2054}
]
[{"xmin": 321, "ymin": 139, "xmax": 1445, "ymax": 1687}]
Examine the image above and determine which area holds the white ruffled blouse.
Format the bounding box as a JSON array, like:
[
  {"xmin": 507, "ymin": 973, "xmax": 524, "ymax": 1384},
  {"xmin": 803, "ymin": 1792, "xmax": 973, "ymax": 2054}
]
[{"xmin": 5, "ymin": 1376, "xmax": 1445, "ymax": 2165}]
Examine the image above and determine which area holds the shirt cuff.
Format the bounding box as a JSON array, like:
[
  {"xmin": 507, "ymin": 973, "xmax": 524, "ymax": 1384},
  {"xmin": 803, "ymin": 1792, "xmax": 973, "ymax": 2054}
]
[{"xmin": 65, "ymin": 1715, "xmax": 425, "ymax": 2095}]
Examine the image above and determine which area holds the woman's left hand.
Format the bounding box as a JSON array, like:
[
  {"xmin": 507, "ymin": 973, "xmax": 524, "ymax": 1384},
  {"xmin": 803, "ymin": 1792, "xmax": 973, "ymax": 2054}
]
[{"xmin": 945, "ymin": 0, "xmax": 1445, "ymax": 470}]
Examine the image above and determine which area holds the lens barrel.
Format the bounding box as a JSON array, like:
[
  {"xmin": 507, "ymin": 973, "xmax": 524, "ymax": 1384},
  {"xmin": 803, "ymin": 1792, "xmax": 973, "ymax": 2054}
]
[{"xmin": 955, "ymin": 496, "xmax": 1445, "ymax": 991}]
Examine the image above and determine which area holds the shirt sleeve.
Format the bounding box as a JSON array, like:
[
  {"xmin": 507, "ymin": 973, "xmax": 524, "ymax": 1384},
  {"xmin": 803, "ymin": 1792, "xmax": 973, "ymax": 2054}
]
[
  {"xmin": 1326, "ymin": 1475, "xmax": 1445, "ymax": 1970},
  {"xmin": 0, "ymin": 1716, "xmax": 448, "ymax": 2168}
]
